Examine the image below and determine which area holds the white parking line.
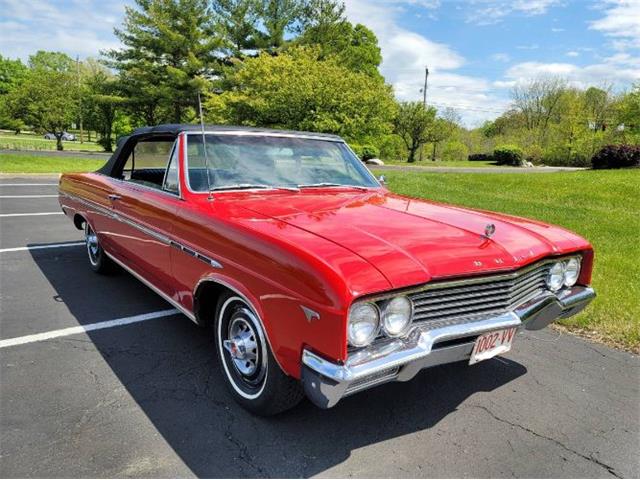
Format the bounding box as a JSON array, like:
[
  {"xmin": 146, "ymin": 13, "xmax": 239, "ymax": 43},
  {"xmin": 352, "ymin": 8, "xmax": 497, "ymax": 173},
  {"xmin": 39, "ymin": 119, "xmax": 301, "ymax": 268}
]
[
  {"xmin": 0, "ymin": 242, "xmax": 85, "ymax": 253},
  {"xmin": 0, "ymin": 212, "xmax": 63, "ymax": 217},
  {"xmin": 0, "ymin": 195, "xmax": 58, "ymax": 198},
  {"xmin": 0, "ymin": 309, "xmax": 179, "ymax": 349},
  {"xmin": 0, "ymin": 183, "xmax": 58, "ymax": 186}
]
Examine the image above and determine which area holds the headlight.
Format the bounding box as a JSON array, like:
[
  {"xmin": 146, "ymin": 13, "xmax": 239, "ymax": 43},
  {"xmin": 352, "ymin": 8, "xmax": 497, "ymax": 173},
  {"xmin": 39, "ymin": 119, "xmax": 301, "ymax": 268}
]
[
  {"xmin": 546, "ymin": 261, "xmax": 565, "ymax": 292},
  {"xmin": 564, "ymin": 257, "xmax": 581, "ymax": 287},
  {"xmin": 382, "ymin": 296, "xmax": 413, "ymax": 336},
  {"xmin": 348, "ymin": 302, "xmax": 379, "ymax": 347}
]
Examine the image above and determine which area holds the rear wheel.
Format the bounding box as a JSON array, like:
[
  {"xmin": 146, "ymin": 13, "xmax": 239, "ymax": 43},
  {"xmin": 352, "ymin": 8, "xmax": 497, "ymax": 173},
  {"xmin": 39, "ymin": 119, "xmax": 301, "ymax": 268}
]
[
  {"xmin": 214, "ymin": 293, "xmax": 303, "ymax": 415},
  {"xmin": 84, "ymin": 222, "xmax": 114, "ymax": 274}
]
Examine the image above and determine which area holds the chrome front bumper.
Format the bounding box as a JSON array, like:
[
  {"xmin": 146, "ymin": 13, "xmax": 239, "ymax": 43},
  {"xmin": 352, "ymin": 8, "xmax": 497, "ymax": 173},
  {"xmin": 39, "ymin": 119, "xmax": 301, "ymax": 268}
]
[{"xmin": 302, "ymin": 286, "xmax": 595, "ymax": 408}]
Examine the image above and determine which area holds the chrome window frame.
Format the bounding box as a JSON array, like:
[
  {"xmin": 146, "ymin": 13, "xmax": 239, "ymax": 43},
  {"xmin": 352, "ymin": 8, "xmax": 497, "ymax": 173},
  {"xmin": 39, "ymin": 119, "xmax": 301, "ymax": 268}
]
[
  {"xmin": 182, "ymin": 131, "xmax": 382, "ymax": 195},
  {"xmin": 106, "ymin": 137, "xmax": 183, "ymax": 200},
  {"xmin": 161, "ymin": 141, "xmax": 181, "ymax": 196}
]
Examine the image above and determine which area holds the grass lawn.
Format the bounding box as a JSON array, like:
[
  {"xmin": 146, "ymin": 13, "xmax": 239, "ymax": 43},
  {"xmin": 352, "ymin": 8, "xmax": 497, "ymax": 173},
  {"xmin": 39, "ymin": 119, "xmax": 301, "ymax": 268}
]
[
  {"xmin": 381, "ymin": 159, "xmax": 498, "ymax": 168},
  {"xmin": 0, "ymin": 133, "xmax": 105, "ymax": 152},
  {"xmin": 375, "ymin": 168, "xmax": 640, "ymax": 352},
  {"xmin": 0, "ymin": 153, "xmax": 104, "ymax": 173}
]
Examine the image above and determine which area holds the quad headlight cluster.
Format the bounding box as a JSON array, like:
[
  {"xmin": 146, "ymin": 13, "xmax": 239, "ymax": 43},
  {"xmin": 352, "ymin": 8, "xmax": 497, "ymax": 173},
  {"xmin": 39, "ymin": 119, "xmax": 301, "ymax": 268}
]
[
  {"xmin": 545, "ymin": 256, "xmax": 581, "ymax": 292},
  {"xmin": 347, "ymin": 295, "xmax": 414, "ymax": 348}
]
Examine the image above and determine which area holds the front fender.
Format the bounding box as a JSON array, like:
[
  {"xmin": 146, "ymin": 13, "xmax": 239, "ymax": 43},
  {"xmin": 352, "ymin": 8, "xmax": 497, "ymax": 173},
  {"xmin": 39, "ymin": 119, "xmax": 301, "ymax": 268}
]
[{"xmin": 194, "ymin": 271, "xmax": 347, "ymax": 379}]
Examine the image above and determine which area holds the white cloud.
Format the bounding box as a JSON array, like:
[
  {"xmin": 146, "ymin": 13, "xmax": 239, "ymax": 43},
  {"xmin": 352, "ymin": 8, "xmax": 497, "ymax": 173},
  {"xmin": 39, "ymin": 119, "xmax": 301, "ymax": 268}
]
[
  {"xmin": 565, "ymin": 51, "xmax": 580, "ymax": 57},
  {"xmin": 501, "ymin": 54, "xmax": 640, "ymax": 89},
  {"xmin": 551, "ymin": 27, "xmax": 565, "ymax": 32},
  {"xmin": 589, "ymin": 0, "xmax": 640, "ymax": 50},
  {"xmin": 0, "ymin": 0, "xmax": 125, "ymax": 60},
  {"xmin": 491, "ymin": 52, "xmax": 511, "ymax": 62},
  {"xmin": 465, "ymin": 0, "xmax": 562, "ymax": 25},
  {"xmin": 345, "ymin": 0, "xmax": 509, "ymax": 126}
]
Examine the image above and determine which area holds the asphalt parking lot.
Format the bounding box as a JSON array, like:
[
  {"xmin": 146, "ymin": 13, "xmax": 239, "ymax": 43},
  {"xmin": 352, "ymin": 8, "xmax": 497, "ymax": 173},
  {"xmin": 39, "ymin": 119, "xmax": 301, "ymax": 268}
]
[{"xmin": 1, "ymin": 175, "xmax": 638, "ymax": 478}]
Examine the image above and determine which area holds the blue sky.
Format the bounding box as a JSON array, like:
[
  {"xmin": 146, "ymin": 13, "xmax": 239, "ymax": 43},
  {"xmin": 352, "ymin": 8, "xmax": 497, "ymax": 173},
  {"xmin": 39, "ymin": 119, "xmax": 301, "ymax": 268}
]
[{"xmin": 1, "ymin": 0, "xmax": 639, "ymax": 125}]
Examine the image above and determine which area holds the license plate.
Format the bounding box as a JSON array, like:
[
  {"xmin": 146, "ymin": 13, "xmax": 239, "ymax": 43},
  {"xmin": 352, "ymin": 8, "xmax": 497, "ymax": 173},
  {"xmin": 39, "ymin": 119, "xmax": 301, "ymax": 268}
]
[{"xmin": 469, "ymin": 327, "xmax": 517, "ymax": 365}]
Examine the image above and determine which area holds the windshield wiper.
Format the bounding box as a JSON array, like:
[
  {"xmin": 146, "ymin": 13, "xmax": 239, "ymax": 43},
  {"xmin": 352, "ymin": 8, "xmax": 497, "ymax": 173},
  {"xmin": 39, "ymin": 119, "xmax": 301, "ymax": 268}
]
[
  {"xmin": 298, "ymin": 182, "xmax": 369, "ymax": 191},
  {"xmin": 210, "ymin": 184, "xmax": 271, "ymax": 191},
  {"xmin": 210, "ymin": 183, "xmax": 300, "ymax": 192}
]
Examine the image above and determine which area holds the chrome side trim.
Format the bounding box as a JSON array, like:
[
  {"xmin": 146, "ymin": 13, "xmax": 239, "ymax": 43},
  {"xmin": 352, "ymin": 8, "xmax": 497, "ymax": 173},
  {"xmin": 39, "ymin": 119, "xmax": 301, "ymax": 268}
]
[
  {"xmin": 104, "ymin": 250, "xmax": 197, "ymax": 323},
  {"xmin": 60, "ymin": 191, "xmax": 223, "ymax": 269}
]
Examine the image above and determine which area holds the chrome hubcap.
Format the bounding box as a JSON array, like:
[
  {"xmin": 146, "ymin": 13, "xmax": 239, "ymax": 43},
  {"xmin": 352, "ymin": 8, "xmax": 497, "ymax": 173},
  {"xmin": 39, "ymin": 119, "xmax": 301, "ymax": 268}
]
[
  {"xmin": 85, "ymin": 224, "xmax": 99, "ymax": 264},
  {"xmin": 224, "ymin": 316, "xmax": 260, "ymax": 377}
]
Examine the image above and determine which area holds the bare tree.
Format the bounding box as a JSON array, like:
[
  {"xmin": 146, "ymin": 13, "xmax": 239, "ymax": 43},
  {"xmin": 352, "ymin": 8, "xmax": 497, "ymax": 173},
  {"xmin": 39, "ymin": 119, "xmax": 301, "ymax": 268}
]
[{"xmin": 511, "ymin": 77, "xmax": 567, "ymax": 142}]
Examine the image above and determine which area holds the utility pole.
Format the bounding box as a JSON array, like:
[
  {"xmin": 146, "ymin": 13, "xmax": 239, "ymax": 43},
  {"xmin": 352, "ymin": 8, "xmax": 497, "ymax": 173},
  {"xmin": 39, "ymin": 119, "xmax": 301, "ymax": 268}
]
[
  {"xmin": 423, "ymin": 66, "xmax": 429, "ymax": 107},
  {"xmin": 76, "ymin": 55, "xmax": 84, "ymax": 144}
]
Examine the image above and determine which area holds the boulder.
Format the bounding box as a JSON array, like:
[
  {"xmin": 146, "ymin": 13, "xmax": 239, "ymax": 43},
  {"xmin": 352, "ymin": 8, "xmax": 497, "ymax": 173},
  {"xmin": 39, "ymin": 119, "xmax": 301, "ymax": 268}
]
[{"xmin": 365, "ymin": 158, "xmax": 385, "ymax": 166}]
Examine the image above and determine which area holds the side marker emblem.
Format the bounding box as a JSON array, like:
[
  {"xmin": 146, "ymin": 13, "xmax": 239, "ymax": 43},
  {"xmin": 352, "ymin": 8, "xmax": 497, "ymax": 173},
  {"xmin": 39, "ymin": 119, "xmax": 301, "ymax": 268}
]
[{"xmin": 301, "ymin": 306, "xmax": 320, "ymax": 322}]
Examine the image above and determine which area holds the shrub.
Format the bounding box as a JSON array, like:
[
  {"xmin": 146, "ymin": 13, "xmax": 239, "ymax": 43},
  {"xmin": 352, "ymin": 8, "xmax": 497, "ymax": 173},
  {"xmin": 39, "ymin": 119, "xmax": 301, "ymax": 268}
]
[
  {"xmin": 542, "ymin": 145, "xmax": 590, "ymax": 167},
  {"xmin": 525, "ymin": 144, "xmax": 544, "ymax": 165},
  {"xmin": 468, "ymin": 153, "xmax": 492, "ymax": 162},
  {"xmin": 349, "ymin": 144, "xmax": 379, "ymax": 160},
  {"xmin": 378, "ymin": 134, "xmax": 407, "ymax": 161},
  {"xmin": 493, "ymin": 145, "xmax": 524, "ymax": 166},
  {"xmin": 361, "ymin": 144, "xmax": 380, "ymax": 160},
  {"xmin": 591, "ymin": 144, "xmax": 640, "ymax": 169},
  {"xmin": 442, "ymin": 140, "xmax": 469, "ymax": 162},
  {"xmin": 349, "ymin": 144, "xmax": 364, "ymax": 160}
]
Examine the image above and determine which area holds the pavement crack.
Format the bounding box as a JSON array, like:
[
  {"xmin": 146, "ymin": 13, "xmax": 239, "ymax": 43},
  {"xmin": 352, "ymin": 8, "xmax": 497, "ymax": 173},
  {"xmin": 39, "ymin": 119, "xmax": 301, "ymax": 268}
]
[
  {"xmin": 223, "ymin": 415, "xmax": 269, "ymax": 478},
  {"xmin": 469, "ymin": 404, "xmax": 623, "ymax": 478}
]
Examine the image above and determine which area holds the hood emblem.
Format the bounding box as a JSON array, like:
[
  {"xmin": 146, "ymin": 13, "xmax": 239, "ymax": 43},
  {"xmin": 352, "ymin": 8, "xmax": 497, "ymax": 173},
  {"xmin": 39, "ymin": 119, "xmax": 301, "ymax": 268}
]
[{"xmin": 484, "ymin": 223, "xmax": 496, "ymax": 238}]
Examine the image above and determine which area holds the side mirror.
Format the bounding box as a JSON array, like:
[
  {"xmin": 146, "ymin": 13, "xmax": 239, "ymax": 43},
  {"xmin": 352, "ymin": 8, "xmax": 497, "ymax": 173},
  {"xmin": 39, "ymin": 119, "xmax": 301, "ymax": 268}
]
[{"xmin": 378, "ymin": 175, "xmax": 386, "ymax": 185}]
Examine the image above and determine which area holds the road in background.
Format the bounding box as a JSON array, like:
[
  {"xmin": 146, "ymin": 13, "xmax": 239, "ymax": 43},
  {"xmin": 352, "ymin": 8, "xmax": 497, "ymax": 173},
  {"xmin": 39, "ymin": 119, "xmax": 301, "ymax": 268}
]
[{"xmin": 1, "ymin": 175, "xmax": 638, "ymax": 478}]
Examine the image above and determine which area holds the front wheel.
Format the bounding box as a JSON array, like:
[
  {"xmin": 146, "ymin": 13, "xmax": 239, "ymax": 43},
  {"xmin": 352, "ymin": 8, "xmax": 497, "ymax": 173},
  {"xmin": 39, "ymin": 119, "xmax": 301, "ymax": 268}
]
[
  {"xmin": 84, "ymin": 222, "xmax": 114, "ymax": 274},
  {"xmin": 215, "ymin": 293, "xmax": 303, "ymax": 416}
]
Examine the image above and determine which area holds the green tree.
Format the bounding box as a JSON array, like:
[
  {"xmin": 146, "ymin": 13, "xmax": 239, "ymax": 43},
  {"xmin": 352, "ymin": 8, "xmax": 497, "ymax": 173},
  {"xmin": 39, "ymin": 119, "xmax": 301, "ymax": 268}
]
[
  {"xmin": 0, "ymin": 55, "xmax": 28, "ymax": 95},
  {"xmin": 615, "ymin": 84, "xmax": 640, "ymax": 141},
  {"xmin": 207, "ymin": 47, "xmax": 395, "ymax": 142},
  {"xmin": 83, "ymin": 60, "xmax": 126, "ymax": 152},
  {"xmin": 394, "ymin": 102, "xmax": 437, "ymax": 162},
  {"xmin": 0, "ymin": 55, "xmax": 29, "ymax": 132},
  {"xmin": 7, "ymin": 68, "xmax": 78, "ymax": 150},
  {"xmin": 297, "ymin": 21, "xmax": 382, "ymax": 78},
  {"xmin": 213, "ymin": 0, "xmax": 262, "ymax": 57},
  {"xmin": 259, "ymin": 0, "xmax": 301, "ymax": 50},
  {"xmin": 28, "ymin": 51, "xmax": 75, "ymax": 72},
  {"xmin": 427, "ymin": 117, "xmax": 454, "ymax": 161},
  {"xmin": 105, "ymin": 0, "xmax": 221, "ymax": 124}
]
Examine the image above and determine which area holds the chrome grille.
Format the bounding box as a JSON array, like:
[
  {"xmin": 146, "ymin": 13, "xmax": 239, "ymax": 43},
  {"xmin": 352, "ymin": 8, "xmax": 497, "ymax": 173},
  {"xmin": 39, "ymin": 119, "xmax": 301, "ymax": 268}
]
[
  {"xmin": 344, "ymin": 366, "xmax": 399, "ymax": 396},
  {"xmin": 409, "ymin": 263, "xmax": 551, "ymax": 325}
]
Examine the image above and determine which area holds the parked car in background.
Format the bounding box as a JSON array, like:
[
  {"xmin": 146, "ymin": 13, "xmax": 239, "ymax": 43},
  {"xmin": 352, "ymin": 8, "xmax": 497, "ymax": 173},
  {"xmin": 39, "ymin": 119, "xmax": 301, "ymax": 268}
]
[
  {"xmin": 44, "ymin": 132, "xmax": 76, "ymax": 141},
  {"xmin": 58, "ymin": 124, "xmax": 596, "ymax": 415}
]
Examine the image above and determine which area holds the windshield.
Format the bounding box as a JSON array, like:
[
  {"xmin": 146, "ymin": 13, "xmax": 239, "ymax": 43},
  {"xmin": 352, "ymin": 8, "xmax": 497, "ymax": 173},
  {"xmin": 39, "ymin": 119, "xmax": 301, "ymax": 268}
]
[{"xmin": 185, "ymin": 133, "xmax": 379, "ymax": 192}]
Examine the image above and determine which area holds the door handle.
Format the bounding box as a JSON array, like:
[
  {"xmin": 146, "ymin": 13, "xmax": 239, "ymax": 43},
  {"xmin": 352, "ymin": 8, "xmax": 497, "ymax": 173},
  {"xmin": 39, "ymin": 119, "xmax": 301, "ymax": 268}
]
[{"xmin": 108, "ymin": 194, "xmax": 122, "ymax": 201}]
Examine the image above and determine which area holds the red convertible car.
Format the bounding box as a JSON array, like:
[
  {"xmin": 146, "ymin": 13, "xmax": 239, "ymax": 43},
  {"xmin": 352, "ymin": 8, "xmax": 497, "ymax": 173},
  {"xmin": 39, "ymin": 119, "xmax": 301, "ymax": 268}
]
[{"xmin": 59, "ymin": 124, "xmax": 595, "ymax": 415}]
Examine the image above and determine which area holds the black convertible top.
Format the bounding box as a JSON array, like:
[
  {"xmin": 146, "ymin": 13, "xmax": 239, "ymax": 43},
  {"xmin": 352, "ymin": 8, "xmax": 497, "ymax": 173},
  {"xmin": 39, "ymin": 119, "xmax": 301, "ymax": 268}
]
[
  {"xmin": 129, "ymin": 123, "xmax": 343, "ymax": 139},
  {"xmin": 97, "ymin": 124, "xmax": 343, "ymax": 176}
]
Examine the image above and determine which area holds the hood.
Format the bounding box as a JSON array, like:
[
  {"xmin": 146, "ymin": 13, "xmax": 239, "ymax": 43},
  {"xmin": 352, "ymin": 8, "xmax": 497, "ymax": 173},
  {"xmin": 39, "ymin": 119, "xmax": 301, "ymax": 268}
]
[{"xmin": 224, "ymin": 189, "xmax": 590, "ymax": 291}]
